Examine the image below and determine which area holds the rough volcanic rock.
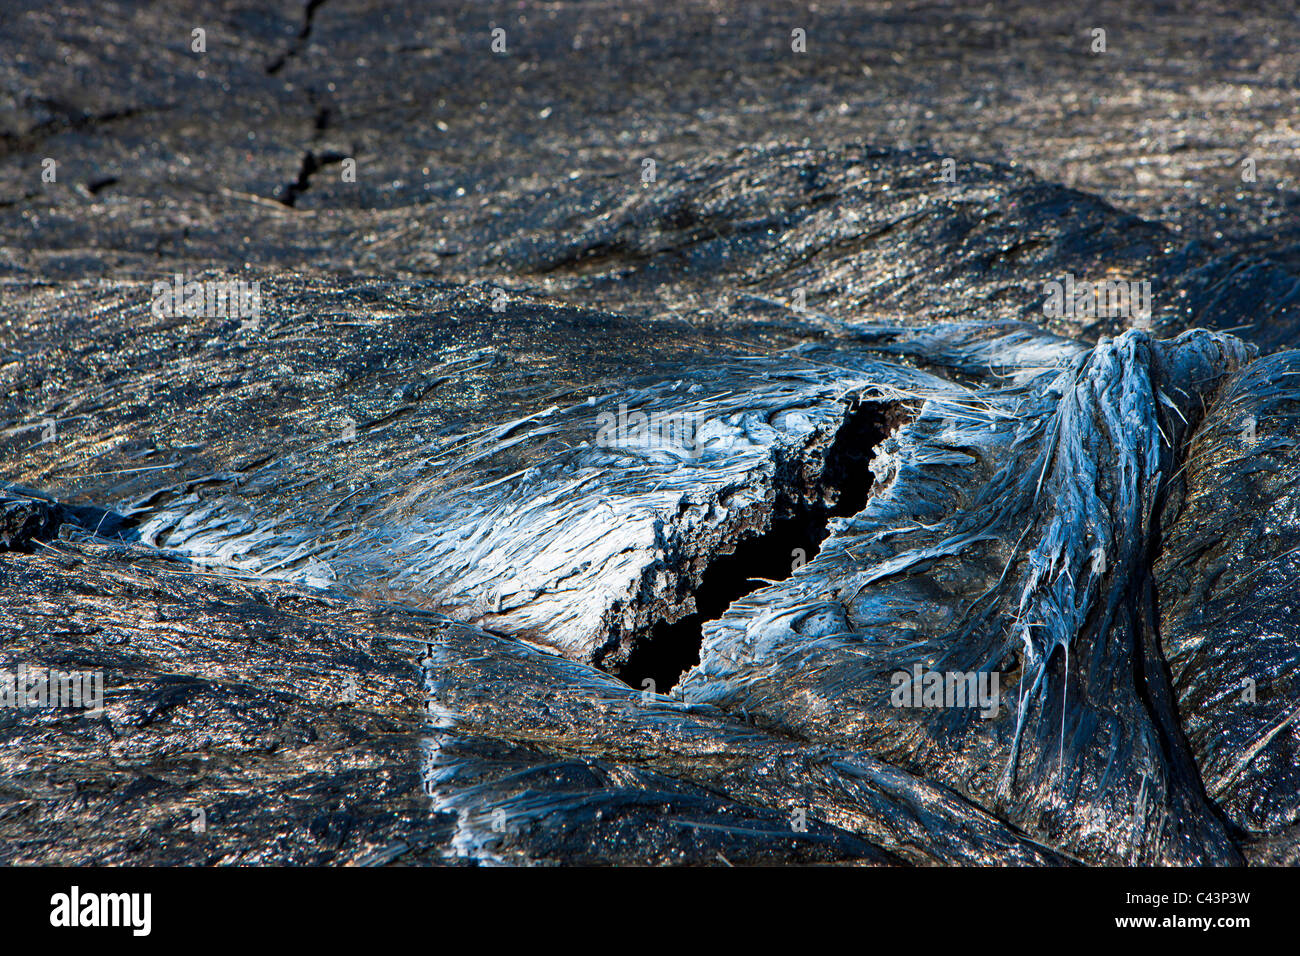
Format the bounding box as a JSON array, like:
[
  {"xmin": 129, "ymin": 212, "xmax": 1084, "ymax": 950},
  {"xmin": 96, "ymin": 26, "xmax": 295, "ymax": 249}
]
[{"xmin": 2, "ymin": 1, "xmax": 1299, "ymax": 867}]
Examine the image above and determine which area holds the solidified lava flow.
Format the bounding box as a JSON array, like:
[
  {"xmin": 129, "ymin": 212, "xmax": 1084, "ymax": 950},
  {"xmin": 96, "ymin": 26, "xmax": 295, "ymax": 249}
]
[{"xmin": 1, "ymin": 1, "xmax": 1299, "ymax": 869}]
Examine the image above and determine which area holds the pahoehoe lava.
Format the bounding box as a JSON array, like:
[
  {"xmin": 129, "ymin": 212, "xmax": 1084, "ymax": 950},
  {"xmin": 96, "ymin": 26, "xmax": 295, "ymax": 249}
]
[{"xmin": 2, "ymin": 1, "xmax": 1299, "ymax": 867}]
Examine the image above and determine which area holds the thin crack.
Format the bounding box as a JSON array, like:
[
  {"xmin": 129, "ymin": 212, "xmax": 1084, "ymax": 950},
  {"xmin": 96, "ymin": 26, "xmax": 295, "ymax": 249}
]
[
  {"xmin": 275, "ymin": 149, "xmax": 348, "ymax": 207},
  {"xmin": 266, "ymin": 0, "xmax": 329, "ymax": 75}
]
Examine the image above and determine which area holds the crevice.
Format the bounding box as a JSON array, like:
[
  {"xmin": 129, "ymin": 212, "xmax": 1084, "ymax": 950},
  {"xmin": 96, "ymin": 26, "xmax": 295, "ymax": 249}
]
[
  {"xmin": 266, "ymin": 0, "xmax": 329, "ymax": 75},
  {"xmin": 609, "ymin": 400, "xmax": 894, "ymax": 693},
  {"xmin": 0, "ymin": 485, "xmax": 137, "ymax": 552},
  {"xmin": 275, "ymin": 149, "xmax": 347, "ymax": 207},
  {"xmin": 84, "ymin": 175, "xmax": 119, "ymax": 196}
]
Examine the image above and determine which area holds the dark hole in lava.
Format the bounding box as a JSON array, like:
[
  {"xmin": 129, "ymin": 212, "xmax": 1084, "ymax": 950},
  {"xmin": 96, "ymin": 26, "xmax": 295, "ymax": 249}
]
[{"xmin": 613, "ymin": 400, "xmax": 890, "ymax": 693}]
